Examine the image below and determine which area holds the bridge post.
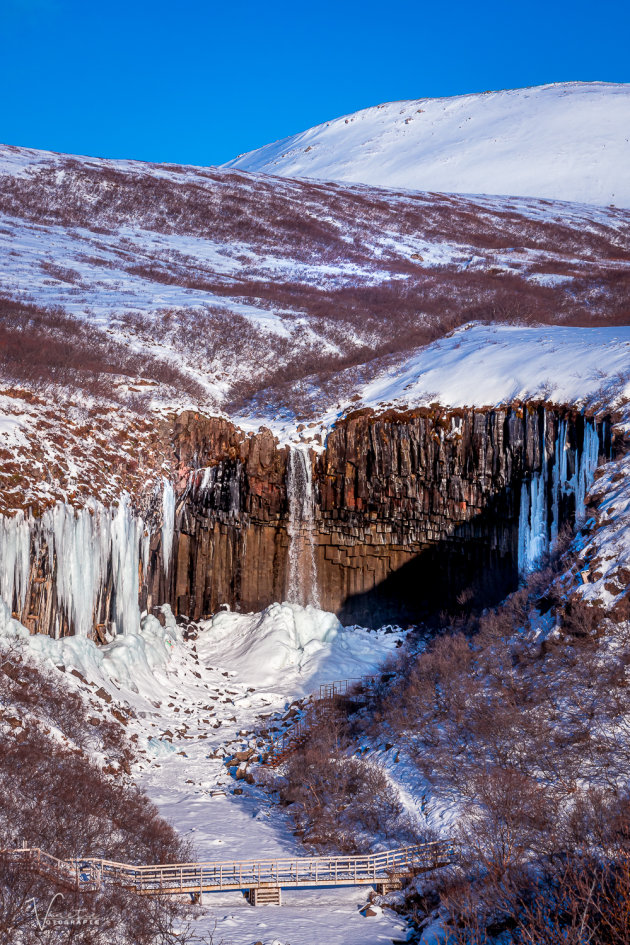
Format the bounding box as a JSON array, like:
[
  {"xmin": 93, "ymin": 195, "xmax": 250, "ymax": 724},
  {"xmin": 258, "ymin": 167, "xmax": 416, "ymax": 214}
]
[{"xmin": 248, "ymin": 887, "xmax": 282, "ymax": 906}]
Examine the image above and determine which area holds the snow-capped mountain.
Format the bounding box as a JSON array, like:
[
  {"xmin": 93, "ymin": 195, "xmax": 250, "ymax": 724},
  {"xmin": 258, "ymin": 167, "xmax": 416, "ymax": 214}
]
[{"xmin": 224, "ymin": 82, "xmax": 630, "ymax": 208}]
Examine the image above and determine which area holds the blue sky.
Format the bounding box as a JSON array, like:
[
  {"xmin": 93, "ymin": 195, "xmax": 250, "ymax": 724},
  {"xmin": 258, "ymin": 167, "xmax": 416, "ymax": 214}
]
[{"xmin": 1, "ymin": 0, "xmax": 628, "ymax": 166}]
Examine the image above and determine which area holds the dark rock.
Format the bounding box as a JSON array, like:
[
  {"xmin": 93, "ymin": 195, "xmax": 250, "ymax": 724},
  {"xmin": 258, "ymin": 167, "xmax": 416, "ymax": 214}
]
[{"xmin": 145, "ymin": 406, "xmax": 608, "ymax": 627}]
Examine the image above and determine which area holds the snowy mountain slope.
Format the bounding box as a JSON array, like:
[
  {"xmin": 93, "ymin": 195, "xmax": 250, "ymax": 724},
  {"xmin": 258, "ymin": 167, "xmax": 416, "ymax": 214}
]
[
  {"xmin": 1, "ymin": 142, "xmax": 628, "ymax": 412},
  {"xmin": 0, "ymin": 142, "xmax": 629, "ymax": 508},
  {"xmin": 224, "ymin": 82, "xmax": 630, "ymax": 208}
]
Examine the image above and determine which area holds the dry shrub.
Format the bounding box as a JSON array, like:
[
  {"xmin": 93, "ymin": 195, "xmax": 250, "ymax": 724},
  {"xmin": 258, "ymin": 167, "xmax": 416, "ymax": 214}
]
[
  {"xmin": 262, "ymin": 702, "xmax": 415, "ymax": 852},
  {"xmin": 0, "ymin": 647, "xmax": 192, "ymax": 943},
  {"xmin": 0, "ymin": 296, "xmax": 205, "ymax": 408}
]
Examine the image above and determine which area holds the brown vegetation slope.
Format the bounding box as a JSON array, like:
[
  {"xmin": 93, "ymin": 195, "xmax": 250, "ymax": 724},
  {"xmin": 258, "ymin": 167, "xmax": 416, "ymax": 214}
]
[{"xmin": 0, "ymin": 143, "xmax": 629, "ymax": 419}]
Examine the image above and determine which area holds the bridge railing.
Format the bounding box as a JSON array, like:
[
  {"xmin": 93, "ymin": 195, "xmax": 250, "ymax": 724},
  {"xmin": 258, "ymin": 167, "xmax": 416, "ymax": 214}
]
[
  {"xmin": 5, "ymin": 841, "xmax": 455, "ymax": 893},
  {"xmin": 317, "ymin": 674, "xmax": 380, "ymax": 701}
]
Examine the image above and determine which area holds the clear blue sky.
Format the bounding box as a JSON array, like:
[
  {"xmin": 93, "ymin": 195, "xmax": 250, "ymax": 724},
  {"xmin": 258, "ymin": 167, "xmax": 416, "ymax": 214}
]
[{"xmin": 2, "ymin": 0, "xmax": 628, "ymax": 166}]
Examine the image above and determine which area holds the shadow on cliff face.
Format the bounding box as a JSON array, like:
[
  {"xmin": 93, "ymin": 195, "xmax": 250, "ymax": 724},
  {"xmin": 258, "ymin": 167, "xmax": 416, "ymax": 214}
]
[{"xmin": 335, "ymin": 492, "xmax": 523, "ymax": 629}]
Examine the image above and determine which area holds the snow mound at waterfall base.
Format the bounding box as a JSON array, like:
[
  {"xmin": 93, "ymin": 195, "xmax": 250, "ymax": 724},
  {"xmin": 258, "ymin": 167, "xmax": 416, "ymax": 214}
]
[
  {"xmin": 197, "ymin": 601, "xmax": 402, "ymax": 693},
  {"xmin": 0, "ymin": 598, "xmax": 179, "ymax": 699}
]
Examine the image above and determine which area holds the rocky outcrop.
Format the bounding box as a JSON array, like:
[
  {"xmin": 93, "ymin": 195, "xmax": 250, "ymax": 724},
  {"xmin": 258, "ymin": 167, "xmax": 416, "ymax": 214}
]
[
  {"xmin": 2, "ymin": 405, "xmax": 612, "ymax": 636},
  {"xmin": 143, "ymin": 405, "xmax": 612, "ymax": 628}
]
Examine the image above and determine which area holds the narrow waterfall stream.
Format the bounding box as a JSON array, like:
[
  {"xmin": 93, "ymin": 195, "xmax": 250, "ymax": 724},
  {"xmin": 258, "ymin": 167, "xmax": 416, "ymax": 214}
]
[{"xmin": 286, "ymin": 445, "xmax": 320, "ymax": 607}]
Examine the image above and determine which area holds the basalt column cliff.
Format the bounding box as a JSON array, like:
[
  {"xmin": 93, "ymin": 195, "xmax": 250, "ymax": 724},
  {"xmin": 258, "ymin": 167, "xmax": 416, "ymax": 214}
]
[{"xmin": 145, "ymin": 405, "xmax": 611, "ymax": 628}]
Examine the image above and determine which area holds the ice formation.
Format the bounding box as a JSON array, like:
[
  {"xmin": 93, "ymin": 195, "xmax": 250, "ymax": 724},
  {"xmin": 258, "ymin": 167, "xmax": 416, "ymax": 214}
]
[
  {"xmin": 286, "ymin": 446, "xmax": 320, "ymax": 607},
  {"xmin": 161, "ymin": 478, "xmax": 176, "ymax": 577},
  {"xmin": 0, "ymin": 595, "xmax": 178, "ymax": 696},
  {"xmin": 0, "ymin": 498, "xmax": 145, "ymax": 637},
  {"xmin": 518, "ymin": 419, "xmax": 602, "ymax": 574},
  {"xmin": 0, "ymin": 511, "xmax": 30, "ymax": 614}
]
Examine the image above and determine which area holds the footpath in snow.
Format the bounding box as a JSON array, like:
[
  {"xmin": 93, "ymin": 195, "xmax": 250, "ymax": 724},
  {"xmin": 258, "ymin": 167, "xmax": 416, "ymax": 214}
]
[{"xmin": 0, "ymin": 599, "xmax": 409, "ymax": 945}]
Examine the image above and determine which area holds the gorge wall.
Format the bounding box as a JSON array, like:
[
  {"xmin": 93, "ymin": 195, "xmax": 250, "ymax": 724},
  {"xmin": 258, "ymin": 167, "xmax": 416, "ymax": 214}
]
[
  {"xmin": 146, "ymin": 405, "xmax": 611, "ymax": 628},
  {"xmin": 0, "ymin": 404, "xmax": 612, "ymax": 636}
]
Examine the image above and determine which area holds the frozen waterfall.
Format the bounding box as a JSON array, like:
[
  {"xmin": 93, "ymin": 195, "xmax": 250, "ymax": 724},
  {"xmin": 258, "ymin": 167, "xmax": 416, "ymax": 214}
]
[
  {"xmin": 518, "ymin": 419, "xmax": 601, "ymax": 574},
  {"xmin": 286, "ymin": 445, "xmax": 320, "ymax": 607},
  {"xmin": 0, "ymin": 498, "xmax": 145, "ymax": 637},
  {"xmin": 161, "ymin": 478, "xmax": 176, "ymax": 577}
]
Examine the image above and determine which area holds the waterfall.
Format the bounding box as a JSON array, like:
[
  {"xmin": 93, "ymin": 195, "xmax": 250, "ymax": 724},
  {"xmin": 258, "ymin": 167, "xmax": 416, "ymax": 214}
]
[
  {"xmin": 518, "ymin": 418, "xmax": 601, "ymax": 575},
  {"xmin": 286, "ymin": 445, "xmax": 320, "ymax": 607}
]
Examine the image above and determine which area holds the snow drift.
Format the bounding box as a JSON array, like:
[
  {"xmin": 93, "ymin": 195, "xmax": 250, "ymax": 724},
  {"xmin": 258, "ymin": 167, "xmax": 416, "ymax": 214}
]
[{"xmin": 197, "ymin": 602, "xmax": 402, "ymax": 694}]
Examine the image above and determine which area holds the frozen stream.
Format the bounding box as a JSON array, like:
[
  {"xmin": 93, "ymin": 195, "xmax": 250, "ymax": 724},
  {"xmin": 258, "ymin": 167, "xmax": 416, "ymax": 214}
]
[
  {"xmin": 136, "ymin": 604, "xmax": 407, "ymax": 944},
  {"xmin": 7, "ymin": 599, "xmax": 408, "ymax": 945}
]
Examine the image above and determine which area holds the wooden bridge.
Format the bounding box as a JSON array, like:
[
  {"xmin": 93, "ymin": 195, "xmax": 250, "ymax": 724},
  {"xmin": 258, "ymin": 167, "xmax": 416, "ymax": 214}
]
[{"xmin": 9, "ymin": 841, "xmax": 454, "ymax": 905}]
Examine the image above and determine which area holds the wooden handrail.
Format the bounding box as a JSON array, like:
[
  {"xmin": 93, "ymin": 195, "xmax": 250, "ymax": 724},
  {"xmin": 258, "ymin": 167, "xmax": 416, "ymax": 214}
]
[{"xmin": 4, "ymin": 841, "xmax": 455, "ymax": 893}]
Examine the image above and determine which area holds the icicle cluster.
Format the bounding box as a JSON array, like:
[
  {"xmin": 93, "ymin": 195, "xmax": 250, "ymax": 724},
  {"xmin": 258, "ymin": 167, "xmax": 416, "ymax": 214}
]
[
  {"xmin": 0, "ymin": 498, "xmax": 145, "ymax": 638},
  {"xmin": 286, "ymin": 445, "xmax": 320, "ymax": 607},
  {"xmin": 161, "ymin": 478, "xmax": 176, "ymax": 578},
  {"xmin": 0, "ymin": 512, "xmax": 30, "ymax": 615},
  {"xmin": 518, "ymin": 419, "xmax": 602, "ymax": 574}
]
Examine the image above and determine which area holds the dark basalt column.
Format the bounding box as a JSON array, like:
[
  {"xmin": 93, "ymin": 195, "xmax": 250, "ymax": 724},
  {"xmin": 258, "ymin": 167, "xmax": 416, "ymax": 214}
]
[{"xmin": 145, "ymin": 405, "xmax": 612, "ymax": 628}]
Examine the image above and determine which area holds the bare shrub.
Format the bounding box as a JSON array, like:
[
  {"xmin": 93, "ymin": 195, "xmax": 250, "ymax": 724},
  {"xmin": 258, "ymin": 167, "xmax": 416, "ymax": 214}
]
[
  {"xmin": 0, "ymin": 648, "xmax": 192, "ymax": 942},
  {"xmin": 0, "ymin": 296, "xmax": 205, "ymax": 406}
]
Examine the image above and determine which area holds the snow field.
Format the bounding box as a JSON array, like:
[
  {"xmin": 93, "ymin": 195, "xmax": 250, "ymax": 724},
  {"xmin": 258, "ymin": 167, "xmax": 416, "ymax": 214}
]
[
  {"xmin": 225, "ymin": 82, "xmax": 630, "ymax": 208},
  {"xmin": 0, "ymin": 599, "xmax": 408, "ymax": 944}
]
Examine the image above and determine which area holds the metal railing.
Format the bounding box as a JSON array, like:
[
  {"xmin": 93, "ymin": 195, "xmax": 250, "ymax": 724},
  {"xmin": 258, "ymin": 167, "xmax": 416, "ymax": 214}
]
[
  {"xmin": 317, "ymin": 675, "xmax": 380, "ymax": 701},
  {"xmin": 263, "ymin": 674, "xmax": 384, "ymax": 765}
]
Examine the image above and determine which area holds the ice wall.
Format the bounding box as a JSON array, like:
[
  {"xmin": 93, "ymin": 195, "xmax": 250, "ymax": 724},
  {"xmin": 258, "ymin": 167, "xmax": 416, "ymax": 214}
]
[
  {"xmin": 518, "ymin": 418, "xmax": 602, "ymax": 574},
  {"xmin": 0, "ymin": 497, "xmax": 145, "ymax": 638},
  {"xmin": 0, "ymin": 511, "xmax": 31, "ymax": 615}
]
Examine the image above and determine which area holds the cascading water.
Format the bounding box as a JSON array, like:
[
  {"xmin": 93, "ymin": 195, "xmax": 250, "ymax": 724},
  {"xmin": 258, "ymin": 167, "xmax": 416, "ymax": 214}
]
[
  {"xmin": 286, "ymin": 445, "xmax": 320, "ymax": 607},
  {"xmin": 518, "ymin": 418, "xmax": 602, "ymax": 574}
]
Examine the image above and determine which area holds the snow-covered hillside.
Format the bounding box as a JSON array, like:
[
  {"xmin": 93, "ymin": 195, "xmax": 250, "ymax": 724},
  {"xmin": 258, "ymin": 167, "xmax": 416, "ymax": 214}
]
[
  {"xmin": 0, "ymin": 142, "xmax": 628, "ymax": 508},
  {"xmin": 256, "ymin": 323, "xmax": 630, "ymax": 446},
  {"xmin": 224, "ymin": 82, "xmax": 630, "ymax": 208}
]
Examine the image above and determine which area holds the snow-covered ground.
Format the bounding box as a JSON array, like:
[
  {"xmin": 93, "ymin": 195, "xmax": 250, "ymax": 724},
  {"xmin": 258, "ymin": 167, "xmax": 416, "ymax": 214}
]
[
  {"xmin": 579, "ymin": 450, "xmax": 630, "ymax": 612},
  {"xmin": 242, "ymin": 322, "xmax": 630, "ymax": 447},
  {"xmin": 0, "ymin": 600, "xmax": 409, "ymax": 944},
  {"xmin": 350, "ymin": 323, "xmax": 630, "ymax": 413},
  {"xmin": 225, "ymin": 81, "xmax": 630, "ymax": 208}
]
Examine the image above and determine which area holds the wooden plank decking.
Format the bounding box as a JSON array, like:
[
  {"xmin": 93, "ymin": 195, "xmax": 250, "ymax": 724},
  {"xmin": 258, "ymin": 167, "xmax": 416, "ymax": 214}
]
[{"xmin": 8, "ymin": 841, "xmax": 454, "ymax": 897}]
